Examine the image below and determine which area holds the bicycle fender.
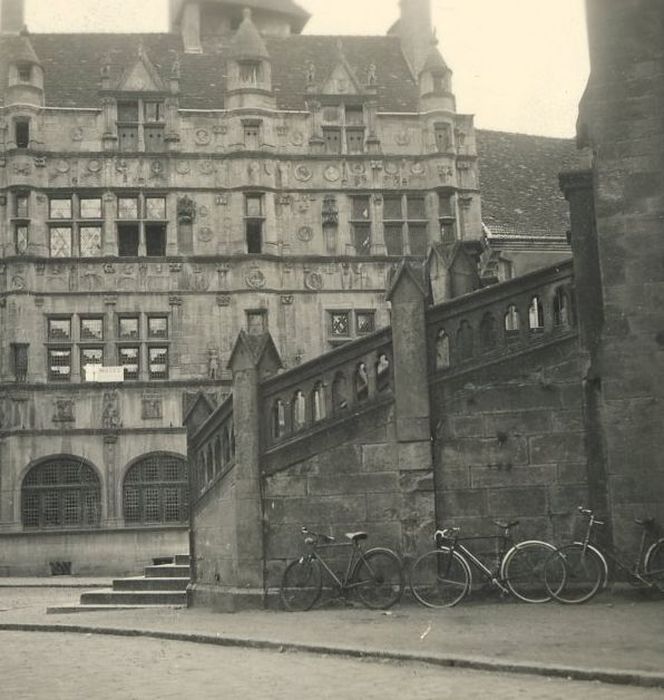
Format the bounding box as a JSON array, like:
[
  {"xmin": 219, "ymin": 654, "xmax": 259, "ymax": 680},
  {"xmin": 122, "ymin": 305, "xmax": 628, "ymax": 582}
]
[{"xmin": 499, "ymin": 539, "xmax": 555, "ymax": 581}]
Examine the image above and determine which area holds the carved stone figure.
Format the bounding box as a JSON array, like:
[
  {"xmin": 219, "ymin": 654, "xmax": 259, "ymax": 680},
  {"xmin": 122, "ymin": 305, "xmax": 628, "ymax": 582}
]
[
  {"xmin": 322, "ymin": 195, "xmax": 339, "ymax": 227},
  {"xmin": 208, "ymin": 350, "xmax": 220, "ymax": 380},
  {"xmin": 102, "ymin": 390, "xmax": 120, "ymax": 429},
  {"xmin": 177, "ymin": 196, "xmax": 196, "ymax": 223}
]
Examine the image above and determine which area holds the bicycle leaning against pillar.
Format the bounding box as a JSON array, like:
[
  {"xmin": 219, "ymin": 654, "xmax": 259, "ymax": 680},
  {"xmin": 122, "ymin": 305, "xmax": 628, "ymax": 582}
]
[
  {"xmin": 409, "ymin": 520, "xmax": 559, "ymax": 608},
  {"xmin": 280, "ymin": 526, "xmax": 404, "ymax": 612},
  {"xmin": 544, "ymin": 506, "xmax": 664, "ymax": 604}
]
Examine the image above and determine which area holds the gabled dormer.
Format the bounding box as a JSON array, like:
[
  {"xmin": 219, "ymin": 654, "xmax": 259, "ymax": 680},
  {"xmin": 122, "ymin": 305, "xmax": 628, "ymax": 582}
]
[
  {"xmin": 6, "ymin": 28, "xmax": 44, "ymax": 109},
  {"xmin": 225, "ymin": 9, "xmax": 275, "ymax": 110},
  {"xmin": 100, "ymin": 45, "xmax": 178, "ymax": 153}
]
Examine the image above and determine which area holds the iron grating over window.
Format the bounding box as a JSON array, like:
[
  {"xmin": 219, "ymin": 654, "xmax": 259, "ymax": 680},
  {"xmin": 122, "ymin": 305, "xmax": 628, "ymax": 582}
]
[
  {"xmin": 123, "ymin": 454, "xmax": 189, "ymax": 525},
  {"xmin": 21, "ymin": 457, "xmax": 101, "ymax": 529}
]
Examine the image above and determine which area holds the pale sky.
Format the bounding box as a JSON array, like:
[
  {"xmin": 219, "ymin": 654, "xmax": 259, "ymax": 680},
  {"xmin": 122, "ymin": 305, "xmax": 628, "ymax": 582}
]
[{"xmin": 24, "ymin": 0, "xmax": 589, "ymax": 137}]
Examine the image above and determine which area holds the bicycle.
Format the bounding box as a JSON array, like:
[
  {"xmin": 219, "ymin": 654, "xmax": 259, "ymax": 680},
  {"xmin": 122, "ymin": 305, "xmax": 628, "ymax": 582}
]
[
  {"xmin": 544, "ymin": 506, "xmax": 664, "ymax": 604},
  {"xmin": 280, "ymin": 526, "xmax": 404, "ymax": 612},
  {"xmin": 409, "ymin": 520, "xmax": 558, "ymax": 608}
]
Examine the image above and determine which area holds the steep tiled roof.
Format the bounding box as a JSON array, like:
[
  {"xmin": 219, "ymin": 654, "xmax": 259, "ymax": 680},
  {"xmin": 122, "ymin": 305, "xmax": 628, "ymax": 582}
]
[
  {"xmin": 477, "ymin": 130, "xmax": 583, "ymax": 237},
  {"xmin": 229, "ymin": 10, "xmax": 270, "ymax": 61},
  {"xmin": 0, "ymin": 33, "xmax": 418, "ymax": 112},
  {"xmin": 172, "ymin": 0, "xmax": 311, "ymax": 32}
]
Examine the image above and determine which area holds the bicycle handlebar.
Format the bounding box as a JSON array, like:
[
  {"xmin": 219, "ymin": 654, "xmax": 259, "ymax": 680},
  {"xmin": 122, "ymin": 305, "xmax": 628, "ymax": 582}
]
[
  {"xmin": 301, "ymin": 526, "xmax": 336, "ymax": 544},
  {"xmin": 435, "ymin": 527, "xmax": 460, "ymax": 542}
]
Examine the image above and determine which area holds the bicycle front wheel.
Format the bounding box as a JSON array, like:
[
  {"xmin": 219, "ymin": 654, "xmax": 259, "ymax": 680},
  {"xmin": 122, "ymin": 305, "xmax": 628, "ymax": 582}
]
[
  {"xmin": 502, "ymin": 540, "xmax": 557, "ymax": 603},
  {"xmin": 352, "ymin": 548, "xmax": 404, "ymax": 610},
  {"xmin": 545, "ymin": 543, "xmax": 605, "ymax": 604},
  {"xmin": 409, "ymin": 548, "xmax": 470, "ymax": 608},
  {"xmin": 280, "ymin": 558, "xmax": 323, "ymax": 612},
  {"xmin": 644, "ymin": 539, "xmax": 664, "ymax": 594}
]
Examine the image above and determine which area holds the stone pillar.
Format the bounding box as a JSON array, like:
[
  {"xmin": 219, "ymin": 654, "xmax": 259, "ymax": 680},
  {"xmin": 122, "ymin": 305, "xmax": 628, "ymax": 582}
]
[
  {"xmin": 560, "ymin": 169, "xmax": 611, "ymax": 529},
  {"xmin": 219, "ymin": 331, "xmax": 282, "ymax": 610},
  {"xmin": 386, "ymin": 261, "xmax": 436, "ymax": 552}
]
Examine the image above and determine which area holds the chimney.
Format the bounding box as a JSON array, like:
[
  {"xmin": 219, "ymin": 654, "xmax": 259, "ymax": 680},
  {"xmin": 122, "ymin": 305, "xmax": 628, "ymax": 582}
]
[
  {"xmin": 1, "ymin": 0, "xmax": 24, "ymax": 33},
  {"xmin": 397, "ymin": 0, "xmax": 433, "ymax": 76}
]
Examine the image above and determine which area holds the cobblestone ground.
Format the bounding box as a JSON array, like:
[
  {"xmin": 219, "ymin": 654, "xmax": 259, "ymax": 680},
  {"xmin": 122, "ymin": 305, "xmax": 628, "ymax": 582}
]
[{"xmin": 1, "ymin": 632, "xmax": 661, "ymax": 700}]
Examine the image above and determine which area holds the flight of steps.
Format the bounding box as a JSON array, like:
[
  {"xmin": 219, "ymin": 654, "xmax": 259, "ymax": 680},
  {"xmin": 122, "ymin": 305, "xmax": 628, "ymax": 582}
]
[{"xmin": 46, "ymin": 554, "xmax": 191, "ymax": 614}]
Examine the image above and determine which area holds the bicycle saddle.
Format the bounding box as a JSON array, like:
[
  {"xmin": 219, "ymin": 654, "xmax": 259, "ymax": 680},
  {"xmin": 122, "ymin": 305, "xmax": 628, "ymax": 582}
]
[
  {"xmin": 635, "ymin": 517, "xmax": 655, "ymax": 527},
  {"xmin": 345, "ymin": 531, "xmax": 368, "ymax": 542},
  {"xmin": 493, "ymin": 520, "xmax": 520, "ymax": 530}
]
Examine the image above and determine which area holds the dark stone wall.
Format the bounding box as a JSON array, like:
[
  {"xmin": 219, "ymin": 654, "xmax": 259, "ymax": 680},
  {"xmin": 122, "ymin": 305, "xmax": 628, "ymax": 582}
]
[
  {"xmin": 582, "ymin": 0, "xmax": 664, "ymax": 551},
  {"xmin": 262, "ymin": 401, "xmax": 435, "ymax": 590},
  {"xmin": 431, "ymin": 336, "xmax": 588, "ymax": 542}
]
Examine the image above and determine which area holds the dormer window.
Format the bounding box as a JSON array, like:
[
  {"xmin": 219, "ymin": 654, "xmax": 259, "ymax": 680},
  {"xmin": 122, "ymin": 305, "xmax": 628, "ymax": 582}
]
[
  {"xmin": 17, "ymin": 64, "xmax": 32, "ymax": 83},
  {"xmin": 117, "ymin": 99, "xmax": 165, "ymax": 153},
  {"xmin": 239, "ymin": 61, "xmax": 262, "ymax": 84}
]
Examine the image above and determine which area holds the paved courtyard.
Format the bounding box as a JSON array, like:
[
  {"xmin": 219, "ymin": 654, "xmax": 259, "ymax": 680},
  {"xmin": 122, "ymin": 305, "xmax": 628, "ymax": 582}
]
[
  {"xmin": 0, "ymin": 584, "xmax": 662, "ymax": 698},
  {"xmin": 2, "ymin": 631, "xmax": 662, "ymax": 700}
]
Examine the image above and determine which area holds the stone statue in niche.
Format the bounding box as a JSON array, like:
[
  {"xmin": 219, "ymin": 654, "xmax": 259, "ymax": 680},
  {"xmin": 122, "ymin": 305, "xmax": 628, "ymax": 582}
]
[
  {"xmin": 306, "ymin": 60, "xmax": 316, "ymax": 85},
  {"xmin": 141, "ymin": 396, "xmax": 162, "ymax": 420},
  {"xmin": 102, "ymin": 389, "xmax": 120, "ymax": 429},
  {"xmin": 322, "ymin": 195, "xmax": 339, "ymax": 227},
  {"xmin": 53, "ymin": 398, "xmax": 75, "ymax": 423},
  {"xmin": 208, "ymin": 350, "xmax": 220, "ymax": 380},
  {"xmin": 177, "ymin": 196, "xmax": 196, "ymax": 223},
  {"xmin": 367, "ymin": 63, "xmax": 377, "ymax": 86}
]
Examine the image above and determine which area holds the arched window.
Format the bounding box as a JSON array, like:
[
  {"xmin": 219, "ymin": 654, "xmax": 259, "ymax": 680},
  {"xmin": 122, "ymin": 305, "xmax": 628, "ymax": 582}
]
[
  {"xmin": 22, "ymin": 456, "xmax": 101, "ymax": 529},
  {"xmin": 332, "ymin": 372, "xmax": 348, "ymax": 413},
  {"xmin": 206, "ymin": 445, "xmax": 214, "ymax": 483},
  {"xmin": 528, "ymin": 296, "xmax": 545, "ymax": 331},
  {"xmin": 273, "ymin": 399, "xmax": 287, "ymax": 438},
  {"xmin": 376, "ymin": 354, "xmax": 392, "ymax": 392},
  {"xmin": 312, "ymin": 383, "xmax": 326, "ymax": 422},
  {"xmin": 222, "ymin": 424, "xmax": 232, "ymax": 463},
  {"xmin": 479, "ymin": 313, "xmax": 497, "ymax": 351},
  {"xmin": 123, "ymin": 453, "xmax": 188, "ymax": 524},
  {"xmin": 553, "ymin": 287, "xmax": 569, "ymax": 327},
  {"xmin": 355, "ymin": 363, "xmax": 369, "ymax": 402},
  {"xmin": 456, "ymin": 320, "xmax": 474, "ymax": 358},
  {"xmin": 504, "ymin": 305, "xmax": 520, "ymax": 335},
  {"xmin": 292, "ymin": 391, "xmax": 307, "ymax": 430},
  {"xmin": 435, "ymin": 330, "xmax": 450, "ymax": 370},
  {"xmin": 214, "ymin": 438, "xmax": 222, "ymax": 475}
]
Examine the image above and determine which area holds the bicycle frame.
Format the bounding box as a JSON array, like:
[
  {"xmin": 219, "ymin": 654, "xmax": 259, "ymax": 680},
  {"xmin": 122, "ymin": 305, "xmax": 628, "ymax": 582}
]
[
  {"xmin": 579, "ymin": 514, "xmax": 657, "ymax": 586},
  {"xmin": 445, "ymin": 534, "xmax": 513, "ymax": 593},
  {"xmin": 304, "ymin": 540, "xmax": 368, "ymax": 592}
]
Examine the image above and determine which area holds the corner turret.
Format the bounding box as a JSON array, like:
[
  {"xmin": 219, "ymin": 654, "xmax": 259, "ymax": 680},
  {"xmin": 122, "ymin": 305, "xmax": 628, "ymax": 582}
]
[
  {"xmin": 6, "ymin": 27, "xmax": 44, "ymax": 108},
  {"xmin": 418, "ymin": 43, "xmax": 456, "ymax": 112}
]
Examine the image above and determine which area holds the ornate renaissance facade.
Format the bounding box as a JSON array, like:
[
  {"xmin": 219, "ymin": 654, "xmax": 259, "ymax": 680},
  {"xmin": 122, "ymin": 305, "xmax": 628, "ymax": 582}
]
[{"xmin": 0, "ymin": 0, "xmax": 573, "ymax": 574}]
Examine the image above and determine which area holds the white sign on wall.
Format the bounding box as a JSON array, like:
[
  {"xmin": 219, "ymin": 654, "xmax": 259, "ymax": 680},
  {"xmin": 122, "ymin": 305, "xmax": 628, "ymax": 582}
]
[{"xmin": 84, "ymin": 365, "xmax": 125, "ymax": 383}]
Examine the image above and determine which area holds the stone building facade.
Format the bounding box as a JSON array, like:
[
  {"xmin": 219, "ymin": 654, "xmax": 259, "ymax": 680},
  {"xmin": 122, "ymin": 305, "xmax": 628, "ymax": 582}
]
[{"xmin": 0, "ymin": 0, "xmax": 573, "ymax": 575}]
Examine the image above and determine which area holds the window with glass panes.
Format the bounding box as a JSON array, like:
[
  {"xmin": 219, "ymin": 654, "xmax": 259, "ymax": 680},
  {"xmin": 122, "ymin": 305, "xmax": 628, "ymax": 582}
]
[
  {"xmin": 47, "ymin": 195, "xmax": 103, "ymax": 258},
  {"xmin": 351, "ymin": 196, "xmax": 372, "ymax": 255},
  {"xmin": 79, "ymin": 317, "xmax": 104, "ymax": 381},
  {"xmin": 327, "ymin": 309, "xmax": 376, "ymax": 347},
  {"xmin": 382, "ymin": 195, "xmax": 429, "ymax": 256},
  {"xmin": 117, "ymin": 99, "xmax": 165, "ymax": 153},
  {"xmin": 245, "ymin": 194, "xmax": 264, "ymax": 254},
  {"xmin": 123, "ymin": 453, "xmax": 188, "ymax": 524},
  {"xmin": 438, "ymin": 192, "xmax": 456, "ymax": 242},
  {"xmin": 242, "ymin": 119, "xmax": 261, "ymax": 149},
  {"xmin": 46, "ymin": 317, "xmax": 72, "ymax": 381},
  {"xmin": 116, "ymin": 314, "xmax": 170, "ymax": 381},
  {"xmin": 12, "ymin": 191, "xmax": 30, "ymax": 255},
  {"xmin": 117, "ymin": 194, "xmax": 167, "ymax": 257},
  {"xmin": 21, "ymin": 458, "xmax": 101, "ymax": 530}
]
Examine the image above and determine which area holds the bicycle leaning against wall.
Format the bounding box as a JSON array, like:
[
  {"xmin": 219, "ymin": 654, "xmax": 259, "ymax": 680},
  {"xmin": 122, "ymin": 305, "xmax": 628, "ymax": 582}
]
[
  {"xmin": 280, "ymin": 527, "xmax": 404, "ymax": 612},
  {"xmin": 544, "ymin": 506, "xmax": 664, "ymax": 604},
  {"xmin": 409, "ymin": 520, "xmax": 559, "ymax": 608}
]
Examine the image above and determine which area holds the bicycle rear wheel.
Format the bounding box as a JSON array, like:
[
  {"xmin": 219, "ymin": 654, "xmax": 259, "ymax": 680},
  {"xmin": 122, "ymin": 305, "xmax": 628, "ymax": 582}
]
[
  {"xmin": 409, "ymin": 548, "xmax": 470, "ymax": 608},
  {"xmin": 644, "ymin": 539, "xmax": 664, "ymax": 594},
  {"xmin": 280, "ymin": 558, "xmax": 323, "ymax": 612},
  {"xmin": 502, "ymin": 540, "xmax": 557, "ymax": 603},
  {"xmin": 352, "ymin": 548, "xmax": 404, "ymax": 610},
  {"xmin": 544, "ymin": 543, "xmax": 605, "ymax": 604}
]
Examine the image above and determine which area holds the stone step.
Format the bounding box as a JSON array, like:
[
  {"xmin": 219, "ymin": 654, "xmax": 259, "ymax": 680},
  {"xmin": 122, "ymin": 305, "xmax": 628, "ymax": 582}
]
[
  {"xmin": 80, "ymin": 589, "xmax": 187, "ymax": 606},
  {"xmin": 151, "ymin": 554, "xmax": 190, "ymax": 566},
  {"xmin": 47, "ymin": 603, "xmax": 186, "ymax": 615},
  {"xmin": 112, "ymin": 576, "xmax": 190, "ymax": 592},
  {"xmin": 144, "ymin": 564, "xmax": 190, "ymax": 578}
]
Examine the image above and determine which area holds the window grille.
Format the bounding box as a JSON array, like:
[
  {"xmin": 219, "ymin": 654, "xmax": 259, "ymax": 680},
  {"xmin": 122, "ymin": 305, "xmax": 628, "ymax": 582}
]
[
  {"xmin": 21, "ymin": 458, "xmax": 101, "ymax": 529},
  {"xmin": 123, "ymin": 454, "xmax": 188, "ymax": 524}
]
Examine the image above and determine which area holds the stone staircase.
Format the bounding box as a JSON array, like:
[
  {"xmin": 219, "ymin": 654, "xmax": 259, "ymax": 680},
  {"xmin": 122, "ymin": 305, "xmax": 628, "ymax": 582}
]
[{"xmin": 47, "ymin": 554, "xmax": 190, "ymax": 614}]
